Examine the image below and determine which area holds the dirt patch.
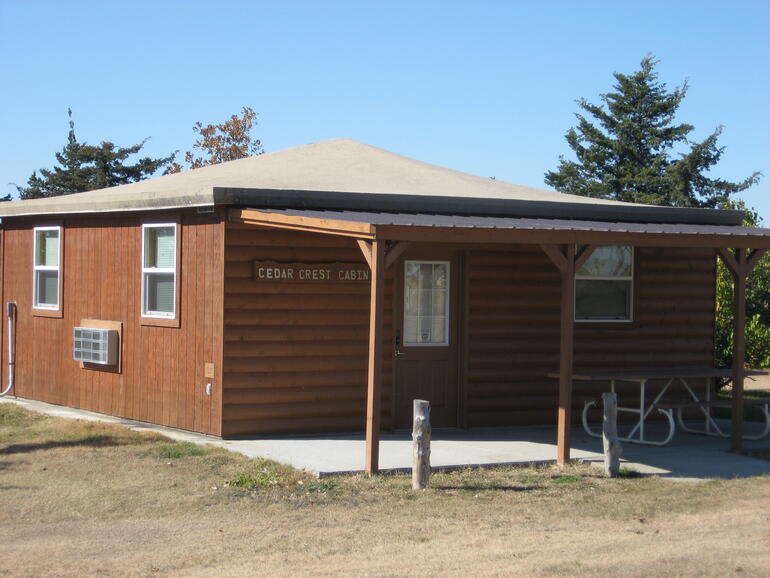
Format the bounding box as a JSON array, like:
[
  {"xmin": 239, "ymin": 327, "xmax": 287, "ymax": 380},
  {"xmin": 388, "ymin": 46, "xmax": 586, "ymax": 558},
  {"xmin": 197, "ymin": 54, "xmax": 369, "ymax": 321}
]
[
  {"xmin": 745, "ymin": 371, "xmax": 770, "ymax": 395},
  {"xmin": 1, "ymin": 404, "xmax": 769, "ymax": 577}
]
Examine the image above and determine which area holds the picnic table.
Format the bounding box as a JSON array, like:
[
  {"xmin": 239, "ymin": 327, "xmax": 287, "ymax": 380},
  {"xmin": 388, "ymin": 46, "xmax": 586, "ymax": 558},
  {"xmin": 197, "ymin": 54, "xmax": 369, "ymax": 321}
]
[{"xmin": 557, "ymin": 368, "xmax": 769, "ymax": 446}]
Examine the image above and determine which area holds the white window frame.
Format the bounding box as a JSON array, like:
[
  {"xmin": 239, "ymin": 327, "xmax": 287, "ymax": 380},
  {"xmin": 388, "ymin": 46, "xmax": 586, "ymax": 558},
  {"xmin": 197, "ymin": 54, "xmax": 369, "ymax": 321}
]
[
  {"xmin": 403, "ymin": 260, "xmax": 450, "ymax": 347},
  {"xmin": 32, "ymin": 226, "xmax": 62, "ymax": 311},
  {"xmin": 574, "ymin": 246, "xmax": 634, "ymax": 323},
  {"xmin": 141, "ymin": 223, "xmax": 178, "ymax": 319}
]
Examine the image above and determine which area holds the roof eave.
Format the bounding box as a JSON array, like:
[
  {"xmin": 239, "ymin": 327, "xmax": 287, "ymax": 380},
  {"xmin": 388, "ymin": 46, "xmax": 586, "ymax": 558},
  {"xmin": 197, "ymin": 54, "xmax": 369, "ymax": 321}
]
[
  {"xmin": 0, "ymin": 189, "xmax": 216, "ymax": 218},
  {"xmin": 214, "ymin": 187, "xmax": 745, "ymax": 226}
]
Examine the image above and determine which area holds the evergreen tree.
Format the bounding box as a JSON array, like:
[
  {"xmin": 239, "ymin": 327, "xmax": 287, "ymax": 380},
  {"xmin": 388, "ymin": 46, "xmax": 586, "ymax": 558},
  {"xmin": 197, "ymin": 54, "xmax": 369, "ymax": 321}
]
[
  {"xmin": 545, "ymin": 56, "xmax": 760, "ymax": 208},
  {"xmin": 17, "ymin": 110, "xmax": 175, "ymax": 199},
  {"xmin": 166, "ymin": 107, "xmax": 263, "ymax": 173}
]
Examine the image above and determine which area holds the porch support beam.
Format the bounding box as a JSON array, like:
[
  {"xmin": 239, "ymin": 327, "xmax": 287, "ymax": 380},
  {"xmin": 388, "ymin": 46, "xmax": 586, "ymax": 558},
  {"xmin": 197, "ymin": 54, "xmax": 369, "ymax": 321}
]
[
  {"xmin": 365, "ymin": 240, "xmax": 385, "ymax": 475},
  {"xmin": 716, "ymin": 247, "xmax": 766, "ymax": 452},
  {"xmin": 357, "ymin": 239, "xmax": 373, "ymax": 269},
  {"xmin": 717, "ymin": 248, "xmax": 740, "ymax": 277},
  {"xmin": 385, "ymin": 241, "xmax": 411, "ymax": 269},
  {"xmin": 574, "ymin": 245, "xmax": 597, "ymax": 272},
  {"xmin": 747, "ymin": 248, "xmax": 768, "ymax": 271},
  {"xmin": 542, "ymin": 244, "xmax": 576, "ymax": 465},
  {"xmin": 541, "ymin": 244, "xmax": 568, "ymax": 273},
  {"xmin": 229, "ymin": 207, "xmax": 376, "ymax": 239}
]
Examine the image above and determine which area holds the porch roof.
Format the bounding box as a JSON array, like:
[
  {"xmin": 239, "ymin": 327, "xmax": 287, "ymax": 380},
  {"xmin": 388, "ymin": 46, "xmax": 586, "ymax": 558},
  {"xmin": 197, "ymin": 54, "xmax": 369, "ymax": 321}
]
[{"xmin": 231, "ymin": 207, "xmax": 770, "ymax": 248}]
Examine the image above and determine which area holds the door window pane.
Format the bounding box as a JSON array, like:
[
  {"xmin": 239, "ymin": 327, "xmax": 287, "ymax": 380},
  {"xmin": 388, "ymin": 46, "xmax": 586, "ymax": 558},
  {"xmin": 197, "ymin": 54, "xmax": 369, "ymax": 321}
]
[{"xmin": 404, "ymin": 261, "xmax": 449, "ymax": 345}]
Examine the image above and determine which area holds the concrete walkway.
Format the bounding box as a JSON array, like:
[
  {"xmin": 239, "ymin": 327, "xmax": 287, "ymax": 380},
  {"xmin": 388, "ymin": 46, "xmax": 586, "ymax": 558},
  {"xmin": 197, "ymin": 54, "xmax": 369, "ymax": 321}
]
[{"xmin": 3, "ymin": 396, "xmax": 770, "ymax": 481}]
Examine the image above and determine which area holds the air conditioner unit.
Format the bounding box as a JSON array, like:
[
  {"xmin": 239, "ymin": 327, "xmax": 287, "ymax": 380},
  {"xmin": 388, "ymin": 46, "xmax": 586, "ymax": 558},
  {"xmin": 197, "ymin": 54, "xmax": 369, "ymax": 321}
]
[{"xmin": 73, "ymin": 327, "xmax": 118, "ymax": 366}]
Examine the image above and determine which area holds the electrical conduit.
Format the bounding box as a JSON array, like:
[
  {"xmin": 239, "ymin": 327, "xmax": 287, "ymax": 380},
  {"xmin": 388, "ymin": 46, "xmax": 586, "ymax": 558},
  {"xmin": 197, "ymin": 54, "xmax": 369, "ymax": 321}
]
[{"xmin": 2, "ymin": 302, "xmax": 15, "ymax": 397}]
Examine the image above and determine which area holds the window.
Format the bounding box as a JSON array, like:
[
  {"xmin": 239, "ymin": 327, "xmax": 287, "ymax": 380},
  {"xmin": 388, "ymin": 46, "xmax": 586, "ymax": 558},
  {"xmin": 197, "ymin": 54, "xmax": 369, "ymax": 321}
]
[
  {"xmin": 575, "ymin": 246, "xmax": 633, "ymax": 322},
  {"xmin": 403, "ymin": 261, "xmax": 449, "ymax": 345},
  {"xmin": 141, "ymin": 223, "xmax": 177, "ymax": 318},
  {"xmin": 33, "ymin": 226, "xmax": 61, "ymax": 310}
]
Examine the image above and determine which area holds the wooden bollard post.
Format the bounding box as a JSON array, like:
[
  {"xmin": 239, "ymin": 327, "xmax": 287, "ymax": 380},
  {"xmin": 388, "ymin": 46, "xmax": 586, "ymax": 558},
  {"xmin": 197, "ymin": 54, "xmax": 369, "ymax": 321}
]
[
  {"xmin": 412, "ymin": 399, "xmax": 431, "ymax": 489},
  {"xmin": 602, "ymin": 392, "xmax": 622, "ymax": 477}
]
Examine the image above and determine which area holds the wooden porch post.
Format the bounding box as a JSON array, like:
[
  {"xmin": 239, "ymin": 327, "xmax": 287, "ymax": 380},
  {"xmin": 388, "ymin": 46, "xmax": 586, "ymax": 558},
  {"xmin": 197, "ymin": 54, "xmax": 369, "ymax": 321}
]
[
  {"xmin": 731, "ymin": 250, "xmax": 747, "ymax": 452},
  {"xmin": 557, "ymin": 247, "xmax": 576, "ymax": 465},
  {"xmin": 541, "ymin": 244, "xmax": 577, "ymax": 465},
  {"xmin": 364, "ymin": 240, "xmax": 385, "ymax": 474},
  {"xmin": 717, "ymin": 247, "xmax": 767, "ymax": 453}
]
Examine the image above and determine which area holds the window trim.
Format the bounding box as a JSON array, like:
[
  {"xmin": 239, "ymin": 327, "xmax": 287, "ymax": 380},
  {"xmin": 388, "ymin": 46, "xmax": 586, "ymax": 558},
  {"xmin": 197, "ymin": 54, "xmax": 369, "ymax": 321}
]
[
  {"xmin": 32, "ymin": 225, "xmax": 63, "ymax": 318},
  {"xmin": 574, "ymin": 246, "xmax": 634, "ymax": 323},
  {"xmin": 403, "ymin": 259, "xmax": 451, "ymax": 347},
  {"xmin": 140, "ymin": 222, "xmax": 180, "ymax": 327}
]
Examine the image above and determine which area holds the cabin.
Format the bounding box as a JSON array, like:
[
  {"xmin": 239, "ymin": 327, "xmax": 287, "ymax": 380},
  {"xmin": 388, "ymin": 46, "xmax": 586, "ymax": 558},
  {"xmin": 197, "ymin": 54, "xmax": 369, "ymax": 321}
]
[{"xmin": 1, "ymin": 139, "xmax": 768, "ymax": 472}]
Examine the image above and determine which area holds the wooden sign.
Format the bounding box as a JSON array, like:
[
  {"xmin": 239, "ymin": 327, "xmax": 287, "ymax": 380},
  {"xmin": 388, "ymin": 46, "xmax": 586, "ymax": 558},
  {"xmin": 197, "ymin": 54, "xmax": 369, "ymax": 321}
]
[{"xmin": 252, "ymin": 261, "xmax": 370, "ymax": 283}]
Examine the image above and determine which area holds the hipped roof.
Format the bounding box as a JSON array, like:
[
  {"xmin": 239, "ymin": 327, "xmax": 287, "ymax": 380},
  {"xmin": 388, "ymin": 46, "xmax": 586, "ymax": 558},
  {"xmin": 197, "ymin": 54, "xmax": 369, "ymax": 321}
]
[{"xmin": 0, "ymin": 139, "xmax": 745, "ymax": 226}]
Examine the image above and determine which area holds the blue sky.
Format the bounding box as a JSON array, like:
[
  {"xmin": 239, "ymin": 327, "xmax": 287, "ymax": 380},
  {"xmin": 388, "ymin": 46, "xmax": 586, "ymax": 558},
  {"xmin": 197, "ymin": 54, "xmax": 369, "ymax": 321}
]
[{"xmin": 1, "ymin": 1, "xmax": 768, "ymax": 220}]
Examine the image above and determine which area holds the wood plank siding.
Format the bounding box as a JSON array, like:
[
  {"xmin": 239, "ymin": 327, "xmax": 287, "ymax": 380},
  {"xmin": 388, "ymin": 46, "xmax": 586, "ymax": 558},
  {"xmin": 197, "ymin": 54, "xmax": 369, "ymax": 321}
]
[
  {"xmin": 465, "ymin": 246, "xmax": 716, "ymax": 426},
  {"xmin": 221, "ymin": 223, "xmax": 394, "ymax": 436},
  {"xmin": 0, "ymin": 210, "xmax": 224, "ymax": 435}
]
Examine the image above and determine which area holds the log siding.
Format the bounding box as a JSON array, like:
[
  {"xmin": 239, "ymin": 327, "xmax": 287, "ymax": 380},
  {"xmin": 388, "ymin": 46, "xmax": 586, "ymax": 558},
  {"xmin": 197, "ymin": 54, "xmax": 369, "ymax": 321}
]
[
  {"xmin": 221, "ymin": 223, "xmax": 394, "ymax": 436},
  {"xmin": 222, "ymin": 228, "xmax": 715, "ymax": 436},
  {"xmin": 465, "ymin": 246, "xmax": 716, "ymax": 426}
]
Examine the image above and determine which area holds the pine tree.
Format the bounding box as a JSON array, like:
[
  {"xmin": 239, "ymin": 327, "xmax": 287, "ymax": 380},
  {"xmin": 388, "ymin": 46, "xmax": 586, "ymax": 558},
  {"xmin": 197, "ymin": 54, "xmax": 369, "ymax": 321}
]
[
  {"xmin": 17, "ymin": 110, "xmax": 175, "ymax": 200},
  {"xmin": 545, "ymin": 56, "xmax": 760, "ymax": 208}
]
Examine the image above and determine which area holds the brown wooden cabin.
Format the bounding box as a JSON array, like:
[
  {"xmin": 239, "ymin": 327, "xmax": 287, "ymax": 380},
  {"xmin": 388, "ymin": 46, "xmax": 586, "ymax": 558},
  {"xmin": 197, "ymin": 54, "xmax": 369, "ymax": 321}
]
[{"xmin": 1, "ymin": 139, "xmax": 768, "ymax": 471}]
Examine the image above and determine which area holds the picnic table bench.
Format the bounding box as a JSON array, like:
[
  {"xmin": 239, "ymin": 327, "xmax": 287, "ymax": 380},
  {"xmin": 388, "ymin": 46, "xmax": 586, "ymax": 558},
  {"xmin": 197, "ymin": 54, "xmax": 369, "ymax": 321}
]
[
  {"xmin": 657, "ymin": 396, "xmax": 770, "ymax": 440},
  {"xmin": 550, "ymin": 368, "xmax": 769, "ymax": 446}
]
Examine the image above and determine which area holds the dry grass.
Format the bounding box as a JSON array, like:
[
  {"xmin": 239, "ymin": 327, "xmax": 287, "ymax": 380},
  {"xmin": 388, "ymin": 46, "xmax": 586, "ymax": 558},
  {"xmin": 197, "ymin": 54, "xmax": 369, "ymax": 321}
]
[{"xmin": 1, "ymin": 404, "xmax": 769, "ymax": 577}]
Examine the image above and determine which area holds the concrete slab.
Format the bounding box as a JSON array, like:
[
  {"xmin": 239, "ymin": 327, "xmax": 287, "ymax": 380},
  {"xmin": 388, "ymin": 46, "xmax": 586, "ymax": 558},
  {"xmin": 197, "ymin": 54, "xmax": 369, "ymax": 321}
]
[{"xmin": 3, "ymin": 396, "xmax": 769, "ymax": 481}]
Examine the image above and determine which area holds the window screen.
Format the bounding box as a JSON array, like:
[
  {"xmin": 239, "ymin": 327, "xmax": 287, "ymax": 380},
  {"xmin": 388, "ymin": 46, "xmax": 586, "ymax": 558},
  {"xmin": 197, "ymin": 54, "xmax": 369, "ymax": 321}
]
[
  {"xmin": 403, "ymin": 261, "xmax": 449, "ymax": 345},
  {"xmin": 142, "ymin": 224, "xmax": 176, "ymax": 318},
  {"xmin": 575, "ymin": 246, "xmax": 633, "ymax": 321}
]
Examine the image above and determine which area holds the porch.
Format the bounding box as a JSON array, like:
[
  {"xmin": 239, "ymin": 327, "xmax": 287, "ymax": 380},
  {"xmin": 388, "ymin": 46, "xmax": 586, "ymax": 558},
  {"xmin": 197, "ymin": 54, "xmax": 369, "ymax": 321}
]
[
  {"xmin": 4, "ymin": 395, "xmax": 770, "ymax": 481},
  {"xmin": 230, "ymin": 205, "xmax": 770, "ymax": 473},
  {"xmin": 218, "ymin": 424, "xmax": 770, "ymax": 480}
]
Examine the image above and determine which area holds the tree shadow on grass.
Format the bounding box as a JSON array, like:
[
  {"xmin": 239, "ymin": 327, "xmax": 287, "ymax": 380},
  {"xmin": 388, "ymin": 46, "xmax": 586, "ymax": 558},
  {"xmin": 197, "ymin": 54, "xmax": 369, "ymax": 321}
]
[
  {"xmin": 0, "ymin": 459, "xmax": 19, "ymax": 471},
  {"xmin": 432, "ymin": 484, "xmax": 543, "ymax": 492},
  {"xmin": 0, "ymin": 435, "xmax": 142, "ymax": 455}
]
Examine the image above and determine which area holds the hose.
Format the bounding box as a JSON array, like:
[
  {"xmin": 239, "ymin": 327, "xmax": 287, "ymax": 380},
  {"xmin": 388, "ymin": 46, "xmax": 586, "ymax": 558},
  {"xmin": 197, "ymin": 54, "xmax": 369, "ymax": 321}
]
[{"xmin": 1, "ymin": 302, "xmax": 15, "ymax": 397}]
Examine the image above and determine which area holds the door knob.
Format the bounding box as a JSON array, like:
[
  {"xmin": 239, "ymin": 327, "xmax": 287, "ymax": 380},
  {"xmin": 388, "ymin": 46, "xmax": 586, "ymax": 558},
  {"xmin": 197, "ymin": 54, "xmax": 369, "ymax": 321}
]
[{"xmin": 394, "ymin": 348, "xmax": 405, "ymax": 358}]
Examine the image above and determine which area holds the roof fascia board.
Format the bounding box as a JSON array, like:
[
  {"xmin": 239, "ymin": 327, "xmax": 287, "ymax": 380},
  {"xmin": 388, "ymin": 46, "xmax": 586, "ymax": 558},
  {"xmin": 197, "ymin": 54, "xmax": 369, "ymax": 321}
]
[
  {"xmin": 0, "ymin": 190, "xmax": 216, "ymax": 218},
  {"xmin": 229, "ymin": 207, "xmax": 376, "ymax": 239},
  {"xmin": 213, "ymin": 187, "xmax": 744, "ymax": 226},
  {"xmin": 375, "ymin": 224, "xmax": 770, "ymax": 249}
]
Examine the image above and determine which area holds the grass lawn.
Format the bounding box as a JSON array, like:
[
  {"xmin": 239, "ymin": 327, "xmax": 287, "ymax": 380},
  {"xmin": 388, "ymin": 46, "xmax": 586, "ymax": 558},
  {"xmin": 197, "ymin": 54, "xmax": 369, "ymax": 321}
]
[{"xmin": 1, "ymin": 403, "xmax": 769, "ymax": 577}]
